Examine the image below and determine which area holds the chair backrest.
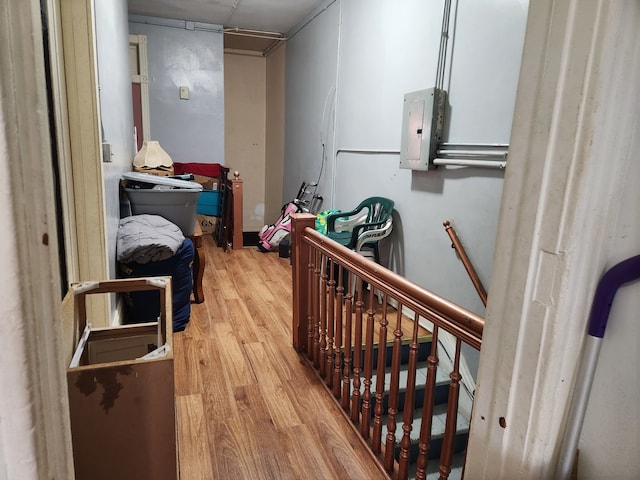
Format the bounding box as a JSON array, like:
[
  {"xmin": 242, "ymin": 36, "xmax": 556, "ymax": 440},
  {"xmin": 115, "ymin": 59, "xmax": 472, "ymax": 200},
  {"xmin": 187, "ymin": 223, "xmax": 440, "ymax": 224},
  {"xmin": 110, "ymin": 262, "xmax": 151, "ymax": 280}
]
[
  {"xmin": 355, "ymin": 217, "xmax": 393, "ymax": 253},
  {"xmin": 324, "ymin": 196, "xmax": 395, "ymax": 250},
  {"xmin": 356, "ymin": 196, "xmax": 395, "ymax": 225},
  {"xmin": 349, "ymin": 197, "xmax": 394, "ymax": 248}
]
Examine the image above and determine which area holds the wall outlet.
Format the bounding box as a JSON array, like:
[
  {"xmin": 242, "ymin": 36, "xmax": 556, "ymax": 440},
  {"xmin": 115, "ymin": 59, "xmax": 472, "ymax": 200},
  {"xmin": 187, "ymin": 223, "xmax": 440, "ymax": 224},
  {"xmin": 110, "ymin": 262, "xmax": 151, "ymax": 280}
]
[
  {"xmin": 102, "ymin": 142, "xmax": 112, "ymax": 163},
  {"xmin": 179, "ymin": 86, "xmax": 189, "ymax": 100}
]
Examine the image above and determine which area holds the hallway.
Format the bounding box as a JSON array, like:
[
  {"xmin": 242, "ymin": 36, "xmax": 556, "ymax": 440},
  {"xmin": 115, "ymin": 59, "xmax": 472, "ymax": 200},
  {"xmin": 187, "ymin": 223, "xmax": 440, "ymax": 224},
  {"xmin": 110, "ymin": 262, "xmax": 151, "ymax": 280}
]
[{"xmin": 174, "ymin": 236, "xmax": 387, "ymax": 479}]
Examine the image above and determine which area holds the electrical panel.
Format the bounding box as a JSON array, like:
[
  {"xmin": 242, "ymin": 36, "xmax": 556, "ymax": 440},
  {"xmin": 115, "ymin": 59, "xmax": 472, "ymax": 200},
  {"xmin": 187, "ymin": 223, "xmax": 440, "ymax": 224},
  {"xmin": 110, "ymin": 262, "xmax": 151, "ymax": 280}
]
[{"xmin": 399, "ymin": 88, "xmax": 446, "ymax": 171}]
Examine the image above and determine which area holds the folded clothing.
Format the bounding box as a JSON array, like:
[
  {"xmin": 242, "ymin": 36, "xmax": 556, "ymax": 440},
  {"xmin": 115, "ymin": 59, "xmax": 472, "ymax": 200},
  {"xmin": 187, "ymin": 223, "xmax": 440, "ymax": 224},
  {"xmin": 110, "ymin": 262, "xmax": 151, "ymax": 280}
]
[{"xmin": 117, "ymin": 214, "xmax": 185, "ymax": 264}]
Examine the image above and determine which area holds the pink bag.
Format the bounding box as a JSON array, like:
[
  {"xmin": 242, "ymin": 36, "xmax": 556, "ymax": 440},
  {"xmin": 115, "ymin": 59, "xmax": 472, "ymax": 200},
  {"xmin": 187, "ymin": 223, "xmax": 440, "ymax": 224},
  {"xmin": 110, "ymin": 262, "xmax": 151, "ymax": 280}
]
[{"xmin": 258, "ymin": 202, "xmax": 302, "ymax": 252}]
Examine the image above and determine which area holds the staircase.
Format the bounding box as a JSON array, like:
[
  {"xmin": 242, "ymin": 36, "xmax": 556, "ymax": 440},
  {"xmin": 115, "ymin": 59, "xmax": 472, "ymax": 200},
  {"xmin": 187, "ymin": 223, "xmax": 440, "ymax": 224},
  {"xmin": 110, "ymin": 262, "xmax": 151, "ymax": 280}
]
[
  {"xmin": 290, "ymin": 214, "xmax": 484, "ymax": 480},
  {"xmin": 355, "ymin": 338, "xmax": 469, "ymax": 479}
]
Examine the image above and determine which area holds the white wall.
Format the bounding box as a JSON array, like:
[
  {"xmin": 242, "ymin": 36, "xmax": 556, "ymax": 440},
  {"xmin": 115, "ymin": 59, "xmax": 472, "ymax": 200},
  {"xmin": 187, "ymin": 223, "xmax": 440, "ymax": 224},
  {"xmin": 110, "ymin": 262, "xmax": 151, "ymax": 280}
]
[
  {"xmin": 95, "ymin": 0, "xmax": 135, "ymax": 281},
  {"xmin": 284, "ymin": 0, "xmax": 340, "ymax": 211},
  {"xmin": 264, "ymin": 45, "xmax": 286, "ymax": 224},
  {"xmin": 224, "ymin": 53, "xmax": 267, "ymax": 231},
  {"xmin": 464, "ymin": 2, "xmax": 640, "ymax": 477},
  {"xmin": 284, "ymin": 0, "xmax": 528, "ymax": 318},
  {"xmin": 128, "ymin": 16, "xmax": 224, "ymax": 165},
  {"xmin": 576, "ymin": 4, "xmax": 640, "ymax": 476},
  {"xmin": 580, "ymin": 151, "xmax": 640, "ymax": 479}
]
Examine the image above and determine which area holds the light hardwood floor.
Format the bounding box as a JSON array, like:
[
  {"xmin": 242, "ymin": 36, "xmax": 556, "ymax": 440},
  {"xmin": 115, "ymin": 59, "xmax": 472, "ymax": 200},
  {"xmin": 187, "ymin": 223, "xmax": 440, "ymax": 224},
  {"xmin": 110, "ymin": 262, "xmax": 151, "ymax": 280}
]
[{"xmin": 174, "ymin": 235, "xmax": 389, "ymax": 479}]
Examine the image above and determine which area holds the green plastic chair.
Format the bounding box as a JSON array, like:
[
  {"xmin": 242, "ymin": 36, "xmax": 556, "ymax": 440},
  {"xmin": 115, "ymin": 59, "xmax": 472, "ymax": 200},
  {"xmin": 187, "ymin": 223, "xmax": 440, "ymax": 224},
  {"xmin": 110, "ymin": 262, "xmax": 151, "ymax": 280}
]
[{"xmin": 325, "ymin": 196, "xmax": 395, "ymax": 263}]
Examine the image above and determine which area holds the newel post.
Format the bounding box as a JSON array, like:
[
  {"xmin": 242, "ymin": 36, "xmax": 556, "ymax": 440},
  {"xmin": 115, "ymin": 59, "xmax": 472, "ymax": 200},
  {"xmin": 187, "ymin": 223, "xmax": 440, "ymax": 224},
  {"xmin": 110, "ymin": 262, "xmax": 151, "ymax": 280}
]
[
  {"xmin": 291, "ymin": 213, "xmax": 316, "ymax": 352},
  {"xmin": 232, "ymin": 171, "xmax": 243, "ymax": 250}
]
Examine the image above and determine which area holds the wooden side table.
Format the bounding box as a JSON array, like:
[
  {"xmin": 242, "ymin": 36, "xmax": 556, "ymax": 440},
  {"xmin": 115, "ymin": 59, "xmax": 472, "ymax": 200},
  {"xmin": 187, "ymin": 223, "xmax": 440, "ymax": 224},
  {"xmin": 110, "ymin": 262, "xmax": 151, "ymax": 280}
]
[{"xmin": 187, "ymin": 223, "xmax": 205, "ymax": 303}]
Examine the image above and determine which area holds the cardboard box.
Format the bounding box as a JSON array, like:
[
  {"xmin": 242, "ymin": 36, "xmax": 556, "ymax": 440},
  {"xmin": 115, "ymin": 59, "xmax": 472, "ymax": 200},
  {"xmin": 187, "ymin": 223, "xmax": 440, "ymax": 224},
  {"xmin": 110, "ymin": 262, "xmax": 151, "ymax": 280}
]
[
  {"xmin": 66, "ymin": 277, "xmax": 178, "ymax": 480},
  {"xmin": 197, "ymin": 213, "xmax": 217, "ymax": 234},
  {"xmin": 192, "ymin": 174, "xmax": 218, "ymax": 191}
]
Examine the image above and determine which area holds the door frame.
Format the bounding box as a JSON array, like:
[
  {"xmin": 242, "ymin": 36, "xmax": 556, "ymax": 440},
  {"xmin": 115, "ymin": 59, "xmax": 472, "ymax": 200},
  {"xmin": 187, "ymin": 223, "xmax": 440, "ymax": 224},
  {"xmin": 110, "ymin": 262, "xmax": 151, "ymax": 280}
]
[{"xmin": 129, "ymin": 33, "xmax": 151, "ymax": 149}]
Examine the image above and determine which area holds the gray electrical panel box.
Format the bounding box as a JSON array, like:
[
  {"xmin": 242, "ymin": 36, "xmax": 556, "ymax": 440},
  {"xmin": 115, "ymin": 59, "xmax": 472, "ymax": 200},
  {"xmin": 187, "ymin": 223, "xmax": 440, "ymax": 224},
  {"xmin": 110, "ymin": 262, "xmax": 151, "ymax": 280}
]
[{"xmin": 399, "ymin": 88, "xmax": 446, "ymax": 171}]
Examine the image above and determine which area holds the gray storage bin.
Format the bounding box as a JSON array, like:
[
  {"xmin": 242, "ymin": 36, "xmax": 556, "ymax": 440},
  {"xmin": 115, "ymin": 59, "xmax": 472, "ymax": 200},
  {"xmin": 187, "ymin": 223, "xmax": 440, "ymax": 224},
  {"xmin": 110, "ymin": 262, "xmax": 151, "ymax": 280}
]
[{"xmin": 123, "ymin": 172, "xmax": 202, "ymax": 235}]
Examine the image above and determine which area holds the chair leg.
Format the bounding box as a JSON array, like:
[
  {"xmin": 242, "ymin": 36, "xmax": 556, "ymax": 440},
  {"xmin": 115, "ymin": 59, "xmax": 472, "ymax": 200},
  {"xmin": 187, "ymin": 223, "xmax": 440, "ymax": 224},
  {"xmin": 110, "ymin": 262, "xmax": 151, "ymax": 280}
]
[{"xmin": 357, "ymin": 244, "xmax": 384, "ymax": 304}]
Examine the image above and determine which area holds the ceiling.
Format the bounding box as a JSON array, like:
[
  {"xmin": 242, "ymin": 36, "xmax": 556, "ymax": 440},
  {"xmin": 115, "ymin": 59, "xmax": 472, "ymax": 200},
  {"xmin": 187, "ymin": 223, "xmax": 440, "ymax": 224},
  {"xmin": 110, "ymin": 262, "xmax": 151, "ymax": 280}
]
[{"xmin": 127, "ymin": 0, "xmax": 328, "ymax": 53}]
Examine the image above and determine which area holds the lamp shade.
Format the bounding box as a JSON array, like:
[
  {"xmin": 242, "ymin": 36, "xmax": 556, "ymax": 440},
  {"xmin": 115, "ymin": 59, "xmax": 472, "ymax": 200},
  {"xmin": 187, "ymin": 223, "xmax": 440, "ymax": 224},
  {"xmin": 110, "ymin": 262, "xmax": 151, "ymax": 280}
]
[{"xmin": 133, "ymin": 141, "xmax": 173, "ymax": 169}]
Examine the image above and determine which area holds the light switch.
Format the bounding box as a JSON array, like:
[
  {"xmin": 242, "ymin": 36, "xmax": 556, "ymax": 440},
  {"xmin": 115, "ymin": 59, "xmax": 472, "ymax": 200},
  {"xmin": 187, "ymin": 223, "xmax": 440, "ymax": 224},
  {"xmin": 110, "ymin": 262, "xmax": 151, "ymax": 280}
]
[{"xmin": 179, "ymin": 86, "xmax": 189, "ymax": 100}]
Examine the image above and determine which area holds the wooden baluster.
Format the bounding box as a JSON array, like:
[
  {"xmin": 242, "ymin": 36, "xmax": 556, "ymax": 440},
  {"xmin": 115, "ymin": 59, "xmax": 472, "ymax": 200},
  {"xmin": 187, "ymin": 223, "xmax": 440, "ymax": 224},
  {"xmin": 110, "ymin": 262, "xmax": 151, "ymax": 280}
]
[
  {"xmin": 360, "ymin": 287, "xmax": 376, "ymax": 439},
  {"xmin": 218, "ymin": 173, "xmax": 232, "ymax": 251},
  {"xmin": 306, "ymin": 248, "xmax": 314, "ymax": 361},
  {"xmin": 291, "ymin": 213, "xmax": 315, "ymax": 353},
  {"xmin": 341, "ymin": 272, "xmax": 353, "ymax": 412},
  {"xmin": 351, "ymin": 281, "xmax": 364, "ymax": 424},
  {"xmin": 319, "ymin": 253, "xmax": 328, "ymax": 378},
  {"xmin": 398, "ymin": 313, "xmax": 421, "ymax": 479},
  {"xmin": 333, "ymin": 263, "xmax": 344, "ymax": 398},
  {"xmin": 372, "ymin": 294, "xmax": 389, "ymax": 455},
  {"xmin": 438, "ymin": 338, "xmax": 462, "ymax": 480},
  {"xmin": 384, "ymin": 306, "xmax": 404, "ymax": 472},
  {"xmin": 326, "ymin": 258, "xmax": 336, "ymax": 387},
  {"xmin": 231, "ymin": 171, "xmax": 243, "ymax": 250},
  {"xmin": 312, "ymin": 249, "xmax": 321, "ymax": 368},
  {"xmin": 415, "ymin": 326, "xmax": 440, "ymax": 480}
]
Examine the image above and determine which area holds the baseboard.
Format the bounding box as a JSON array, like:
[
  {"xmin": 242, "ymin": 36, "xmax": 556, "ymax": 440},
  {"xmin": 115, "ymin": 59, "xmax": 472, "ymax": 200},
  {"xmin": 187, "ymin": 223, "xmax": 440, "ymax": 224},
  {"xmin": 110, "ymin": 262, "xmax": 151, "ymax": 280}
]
[{"xmin": 243, "ymin": 231, "xmax": 259, "ymax": 246}]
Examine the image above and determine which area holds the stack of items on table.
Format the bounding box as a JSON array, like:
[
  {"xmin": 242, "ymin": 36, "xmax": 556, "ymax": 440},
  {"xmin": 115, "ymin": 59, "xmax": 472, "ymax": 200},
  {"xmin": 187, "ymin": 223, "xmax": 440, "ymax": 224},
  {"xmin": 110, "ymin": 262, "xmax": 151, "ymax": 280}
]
[
  {"xmin": 173, "ymin": 162, "xmax": 228, "ymax": 235},
  {"xmin": 116, "ymin": 214, "xmax": 193, "ymax": 332}
]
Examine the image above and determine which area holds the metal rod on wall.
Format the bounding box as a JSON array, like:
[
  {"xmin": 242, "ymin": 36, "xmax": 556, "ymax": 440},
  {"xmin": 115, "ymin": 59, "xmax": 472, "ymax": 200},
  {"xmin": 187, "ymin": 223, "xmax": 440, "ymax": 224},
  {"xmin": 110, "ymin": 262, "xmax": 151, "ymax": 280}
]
[
  {"xmin": 433, "ymin": 158, "xmax": 506, "ymax": 169},
  {"xmin": 434, "ymin": 143, "xmax": 509, "ymax": 169}
]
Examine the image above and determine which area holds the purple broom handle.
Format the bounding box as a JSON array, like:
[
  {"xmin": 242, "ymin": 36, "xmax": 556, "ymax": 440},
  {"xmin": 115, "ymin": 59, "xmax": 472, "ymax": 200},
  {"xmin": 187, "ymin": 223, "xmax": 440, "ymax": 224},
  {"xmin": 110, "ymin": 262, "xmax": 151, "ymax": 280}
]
[
  {"xmin": 557, "ymin": 253, "xmax": 640, "ymax": 479},
  {"xmin": 588, "ymin": 254, "xmax": 640, "ymax": 338}
]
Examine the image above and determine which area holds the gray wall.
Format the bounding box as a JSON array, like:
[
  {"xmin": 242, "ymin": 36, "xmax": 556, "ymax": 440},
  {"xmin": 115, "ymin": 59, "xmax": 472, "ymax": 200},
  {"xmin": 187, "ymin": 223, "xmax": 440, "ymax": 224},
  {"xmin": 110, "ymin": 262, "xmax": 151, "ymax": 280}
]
[
  {"xmin": 284, "ymin": 0, "xmax": 528, "ymax": 317},
  {"xmin": 128, "ymin": 16, "xmax": 224, "ymax": 164},
  {"xmin": 95, "ymin": 0, "xmax": 136, "ymax": 281},
  {"xmin": 284, "ymin": 1, "xmax": 340, "ymax": 207}
]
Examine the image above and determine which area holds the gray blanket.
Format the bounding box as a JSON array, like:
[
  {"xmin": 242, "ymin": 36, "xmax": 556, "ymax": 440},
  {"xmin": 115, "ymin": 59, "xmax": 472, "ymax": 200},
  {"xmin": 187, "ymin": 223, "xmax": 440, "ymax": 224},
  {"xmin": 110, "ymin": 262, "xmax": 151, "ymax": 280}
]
[{"xmin": 117, "ymin": 214, "xmax": 185, "ymax": 264}]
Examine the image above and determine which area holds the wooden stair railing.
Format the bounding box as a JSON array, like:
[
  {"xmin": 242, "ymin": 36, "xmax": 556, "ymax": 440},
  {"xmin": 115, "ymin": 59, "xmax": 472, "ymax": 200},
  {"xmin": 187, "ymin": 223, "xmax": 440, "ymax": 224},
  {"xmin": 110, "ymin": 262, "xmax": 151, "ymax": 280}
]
[{"xmin": 291, "ymin": 213, "xmax": 484, "ymax": 480}]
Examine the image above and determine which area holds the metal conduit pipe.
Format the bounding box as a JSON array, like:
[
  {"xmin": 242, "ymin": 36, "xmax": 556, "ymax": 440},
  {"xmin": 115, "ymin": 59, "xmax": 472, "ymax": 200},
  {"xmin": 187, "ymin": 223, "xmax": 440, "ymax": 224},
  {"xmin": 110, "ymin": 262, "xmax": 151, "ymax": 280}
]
[
  {"xmin": 435, "ymin": 143, "xmax": 509, "ymax": 169},
  {"xmin": 433, "ymin": 158, "xmax": 507, "ymax": 169},
  {"xmin": 439, "ymin": 143, "xmax": 509, "ymax": 148},
  {"xmin": 556, "ymin": 254, "xmax": 640, "ymax": 479},
  {"xmin": 437, "ymin": 150, "xmax": 508, "ymax": 158},
  {"xmin": 336, "ymin": 149, "xmax": 400, "ymax": 156}
]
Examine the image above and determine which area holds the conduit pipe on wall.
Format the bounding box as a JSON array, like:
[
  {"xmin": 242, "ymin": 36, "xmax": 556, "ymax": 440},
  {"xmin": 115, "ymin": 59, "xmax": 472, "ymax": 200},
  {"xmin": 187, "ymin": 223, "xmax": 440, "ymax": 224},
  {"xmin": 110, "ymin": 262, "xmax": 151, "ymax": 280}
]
[
  {"xmin": 435, "ymin": 143, "xmax": 509, "ymax": 169},
  {"xmin": 433, "ymin": 158, "xmax": 506, "ymax": 169},
  {"xmin": 333, "ymin": 148, "xmax": 507, "ymax": 168},
  {"xmin": 556, "ymin": 255, "xmax": 640, "ymax": 479},
  {"xmin": 336, "ymin": 148, "xmax": 400, "ymax": 156}
]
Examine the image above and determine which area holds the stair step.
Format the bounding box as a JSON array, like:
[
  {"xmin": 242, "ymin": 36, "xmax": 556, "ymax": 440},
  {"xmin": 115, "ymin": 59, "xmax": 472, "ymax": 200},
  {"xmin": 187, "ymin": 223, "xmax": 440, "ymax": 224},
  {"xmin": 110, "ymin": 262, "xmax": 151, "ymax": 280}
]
[
  {"xmin": 371, "ymin": 363, "xmax": 451, "ymax": 413},
  {"xmin": 381, "ymin": 403, "xmax": 469, "ymax": 462},
  {"xmin": 348, "ymin": 337, "xmax": 433, "ymax": 369},
  {"xmin": 411, "ymin": 451, "xmax": 465, "ymax": 480},
  {"xmin": 353, "ymin": 362, "xmax": 452, "ymax": 414}
]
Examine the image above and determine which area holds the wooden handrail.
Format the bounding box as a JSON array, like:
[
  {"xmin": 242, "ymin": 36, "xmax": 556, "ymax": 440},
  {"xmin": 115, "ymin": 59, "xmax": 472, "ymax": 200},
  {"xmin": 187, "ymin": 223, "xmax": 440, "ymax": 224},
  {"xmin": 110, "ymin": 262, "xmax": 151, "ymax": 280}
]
[
  {"xmin": 291, "ymin": 213, "xmax": 485, "ymax": 480},
  {"xmin": 443, "ymin": 220, "xmax": 487, "ymax": 306},
  {"xmin": 291, "ymin": 214, "xmax": 484, "ymax": 351}
]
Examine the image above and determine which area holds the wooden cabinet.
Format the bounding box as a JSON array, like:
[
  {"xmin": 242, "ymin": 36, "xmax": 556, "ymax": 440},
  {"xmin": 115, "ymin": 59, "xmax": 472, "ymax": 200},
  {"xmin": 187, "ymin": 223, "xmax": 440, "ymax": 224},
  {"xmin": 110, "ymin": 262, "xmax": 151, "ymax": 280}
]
[{"xmin": 66, "ymin": 278, "xmax": 178, "ymax": 480}]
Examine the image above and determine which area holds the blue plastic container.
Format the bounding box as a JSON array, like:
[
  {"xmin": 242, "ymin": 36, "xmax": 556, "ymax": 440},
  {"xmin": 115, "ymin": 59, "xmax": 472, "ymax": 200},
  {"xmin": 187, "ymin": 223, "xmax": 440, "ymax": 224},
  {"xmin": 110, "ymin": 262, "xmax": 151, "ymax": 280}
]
[{"xmin": 196, "ymin": 190, "xmax": 220, "ymax": 216}]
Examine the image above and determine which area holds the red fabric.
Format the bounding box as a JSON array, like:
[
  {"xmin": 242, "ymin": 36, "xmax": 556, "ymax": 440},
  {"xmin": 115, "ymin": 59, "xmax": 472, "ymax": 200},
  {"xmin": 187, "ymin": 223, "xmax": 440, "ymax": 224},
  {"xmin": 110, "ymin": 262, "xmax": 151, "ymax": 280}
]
[{"xmin": 173, "ymin": 162, "xmax": 223, "ymax": 178}]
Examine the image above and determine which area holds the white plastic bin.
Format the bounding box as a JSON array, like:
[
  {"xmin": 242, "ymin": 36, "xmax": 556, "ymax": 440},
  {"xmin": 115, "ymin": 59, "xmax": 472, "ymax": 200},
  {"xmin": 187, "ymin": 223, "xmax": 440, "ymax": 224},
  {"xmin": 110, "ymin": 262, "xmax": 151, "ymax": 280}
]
[{"xmin": 123, "ymin": 171, "xmax": 202, "ymax": 235}]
